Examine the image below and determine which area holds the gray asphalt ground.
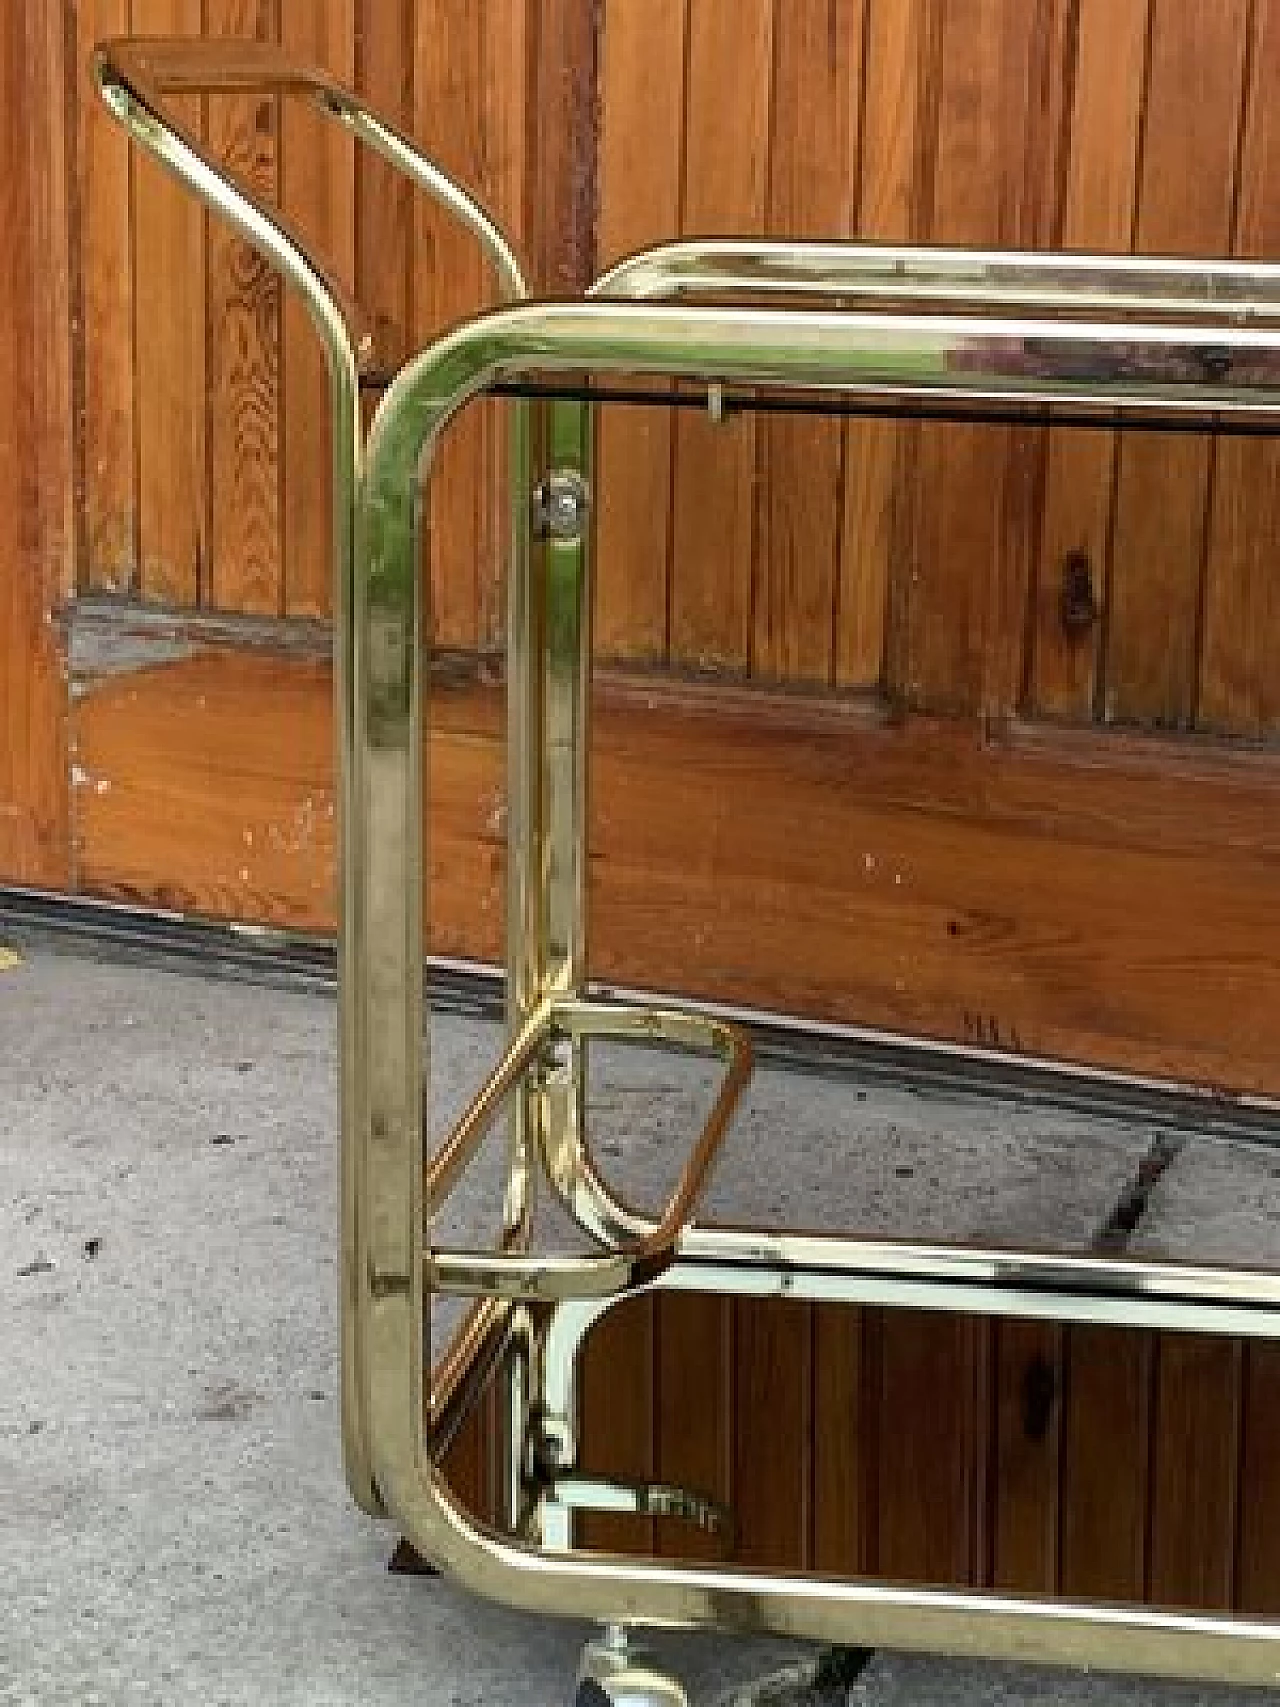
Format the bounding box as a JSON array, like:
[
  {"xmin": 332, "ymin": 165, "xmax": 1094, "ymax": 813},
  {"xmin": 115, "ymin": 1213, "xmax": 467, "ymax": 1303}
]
[{"xmin": 1, "ymin": 939, "xmax": 1274, "ymax": 1706}]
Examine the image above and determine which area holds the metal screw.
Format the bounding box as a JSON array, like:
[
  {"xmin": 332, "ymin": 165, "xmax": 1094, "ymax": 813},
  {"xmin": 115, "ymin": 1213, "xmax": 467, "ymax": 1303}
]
[{"xmin": 533, "ymin": 470, "xmax": 590, "ymax": 541}]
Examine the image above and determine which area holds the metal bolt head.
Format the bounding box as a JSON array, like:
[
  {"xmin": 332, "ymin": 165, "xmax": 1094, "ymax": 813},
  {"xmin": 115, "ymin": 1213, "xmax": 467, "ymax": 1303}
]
[{"xmin": 535, "ymin": 469, "xmax": 590, "ymax": 541}]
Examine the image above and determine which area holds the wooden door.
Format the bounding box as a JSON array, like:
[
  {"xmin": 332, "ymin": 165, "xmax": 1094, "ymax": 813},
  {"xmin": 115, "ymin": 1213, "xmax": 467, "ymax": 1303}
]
[
  {"xmin": 5, "ymin": 0, "xmax": 1280, "ymax": 1611},
  {"xmin": 0, "ymin": 7, "xmax": 72, "ymax": 890}
]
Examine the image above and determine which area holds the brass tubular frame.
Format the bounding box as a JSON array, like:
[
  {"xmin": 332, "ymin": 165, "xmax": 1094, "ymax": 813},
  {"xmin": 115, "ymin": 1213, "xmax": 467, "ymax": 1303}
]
[
  {"xmin": 92, "ymin": 36, "xmax": 529, "ymax": 1518},
  {"xmin": 591, "ymin": 236, "xmax": 1280, "ymax": 316},
  {"xmin": 352, "ymin": 298, "xmax": 1280, "ymax": 1687},
  {"xmin": 96, "ymin": 45, "xmax": 1280, "ymax": 1684},
  {"xmin": 427, "ymin": 995, "xmax": 751, "ymax": 1303}
]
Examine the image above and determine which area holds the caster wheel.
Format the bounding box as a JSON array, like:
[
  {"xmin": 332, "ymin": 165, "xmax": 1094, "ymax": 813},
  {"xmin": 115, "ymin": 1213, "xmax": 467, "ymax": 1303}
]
[
  {"xmin": 576, "ymin": 1628, "xmax": 688, "ymax": 1707},
  {"xmin": 573, "ymin": 1666, "xmax": 688, "ymax": 1707}
]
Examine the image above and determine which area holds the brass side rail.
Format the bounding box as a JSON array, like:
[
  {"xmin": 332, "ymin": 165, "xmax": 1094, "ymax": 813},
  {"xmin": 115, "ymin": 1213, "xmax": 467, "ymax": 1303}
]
[
  {"xmin": 93, "ymin": 34, "xmax": 529, "ymax": 1512},
  {"xmin": 354, "ymin": 299, "xmax": 1280, "ymax": 1689},
  {"xmin": 97, "ymin": 45, "xmax": 1280, "ymax": 1690}
]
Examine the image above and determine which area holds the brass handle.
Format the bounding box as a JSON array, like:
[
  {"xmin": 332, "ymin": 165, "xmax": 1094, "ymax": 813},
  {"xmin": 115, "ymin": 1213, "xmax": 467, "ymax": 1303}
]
[{"xmin": 94, "ymin": 35, "xmax": 528, "ymax": 384}]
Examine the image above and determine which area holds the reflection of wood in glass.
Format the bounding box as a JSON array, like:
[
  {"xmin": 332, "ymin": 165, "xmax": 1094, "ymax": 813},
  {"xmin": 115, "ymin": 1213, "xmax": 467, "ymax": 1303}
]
[{"xmin": 949, "ymin": 334, "xmax": 1280, "ymax": 390}]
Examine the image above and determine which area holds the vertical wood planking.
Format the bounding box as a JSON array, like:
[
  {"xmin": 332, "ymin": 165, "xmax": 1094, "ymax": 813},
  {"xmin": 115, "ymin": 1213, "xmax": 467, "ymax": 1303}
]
[
  {"xmin": 812, "ymin": 1305, "xmax": 873, "ymax": 1574},
  {"xmin": 0, "ymin": 2, "xmax": 72, "ymax": 886},
  {"xmin": 1199, "ymin": 0, "xmax": 1280, "ymax": 739},
  {"xmin": 475, "ymin": 0, "xmax": 529, "ymax": 652},
  {"xmin": 443, "ymin": 1390, "xmax": 491, "ymax": 1519},
  {"xmin": 78, "ymin": 0, "xmax": 136, "ymax": 595},
  {"xmin": 753, "ymin": 0, "xmax": 863, "ymax": 687},
  {"xmin": 655, "ymin": 1295, "xmax": 733, "ymax": 1561},
  {"xmin": 1059, "ymin": 1328, "xmax": 1153, "ymax": 1600},
  {"xmin": 356, "ymin": 0, "xmax": 413, "ymax": 388},
  {"xmin": 874, "ymin": 1314, "xmax": 985, "ymax": 1585},
  {"xmin": 412, "ymin": 1, "xmax": 529, "ymax": 652},
  {"xmin": 205, "ymin": 0, "xmax": 283, "ymax": 616},
  {"xmin": 593, "ymin": 0, "xmax": 686, "ymax": 664},
  {"xmin": 990, "ymin": 1321, "xmax": 1062, "ymax": 1593},
  {"xmin": 1031, "ymin": 0, "xmax": 1150, "ymax": 721},
  {"xmin": 1102, "ymin": 0, "xmax": 1250, "ymax": 729},
  {"xmin": 279, "ymin": 0, "xmax": 355, "ymax": 619},
  {"xmin": 837, "ymin": 0, "xmax": 929, "ymax": 691},
  {"xmin": 1237, "ymin": 1344, "xmax": 1280, "ymax": 1613},
  {"xmin": 733, "ymin": 1300, "xmax": 811, "ymax": 1568},
  {"xmin": 893, "ymin": 0, "xmax": 1068, "ymax": 717},
  {"xmin": 668, "ymin": 0, "xmax": 772, "ymax": 672},
  {"xmin": 526, "ymin": 0, "xmax": 598, "ymax": 296},
  {"xmin": 131, "ymin": 0, "xmax": 206, "ymax": 606},
  {"xmin": 33, "ymin": 0, "xmax": 75, "ymax": 882},
  {"xmin": 0, "ymin": 5, "xmax": 23, "ymax": 852},
  {"xmin": 577, "ymin": 1299, "xmax": 656, "ymax": 1555},
  {"xmin": 1148, "ymin": 1337, "xmax": 1242, "ymax": 1611},
  {"xmin": 413, "ymin": 1, "xmax": 491, "ymax": 651}
]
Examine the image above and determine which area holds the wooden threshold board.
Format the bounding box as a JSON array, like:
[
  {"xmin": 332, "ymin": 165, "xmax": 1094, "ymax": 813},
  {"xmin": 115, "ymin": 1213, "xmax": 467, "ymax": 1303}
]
[{"xmin": 69, "ymin": 633, "xmax": 1280, "ymax": 1097}]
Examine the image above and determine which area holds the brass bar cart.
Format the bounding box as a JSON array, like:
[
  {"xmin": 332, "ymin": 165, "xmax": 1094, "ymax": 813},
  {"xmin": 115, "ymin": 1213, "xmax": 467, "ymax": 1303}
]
[{"xmin": 98, "ymin": 38, "xmax": 1280, "ymax": 1701}]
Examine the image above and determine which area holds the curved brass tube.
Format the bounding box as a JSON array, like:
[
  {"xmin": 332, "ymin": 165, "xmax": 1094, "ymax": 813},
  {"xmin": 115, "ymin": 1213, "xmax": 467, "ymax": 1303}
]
[
  {"xmin": 94, "ymin": 32, "xmax": 530, "ymax": 1519},
  {"xmin": 351, "ymin": 298, "xmax": 1280, "ymax": 1682},
  {"xmin": 591, "ymin": 235, "xmax": 1280, "ymax": 319},
  {"xmin": 95, "ymin": 36, "xmax": 527, "ymax": 349},
  {"xmin": 425, "ymin": 996, "xmax": 752, "ymax": 1303}
]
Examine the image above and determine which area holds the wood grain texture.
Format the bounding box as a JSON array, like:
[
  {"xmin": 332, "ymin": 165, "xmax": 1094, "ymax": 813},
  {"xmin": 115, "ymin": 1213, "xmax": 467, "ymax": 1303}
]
[
  {"xmin": 578, "ymin": 1299, "xmax": 656, "ymax": 1555},
  {"xmin": 812, "ymin": 1305, "xmax": 872, "ymax": 1574},
  {"xmin": 1148, "ymin": 1336, "xmax": 1241, "ymax": 1611},
  {"xmin": 1199, "ymin": 0, "xmax": 1280, "ymax": 739},
  {"xmin": 1103, "ymin": 0, "xmax": 1250, "ymax": 730},
  {"xmin": 732, "ymin": 1299, "xmax": 812, "ymax": 1567},
  {"xmin": 279, "ymin": 0, "xmax": 355, "ymax": 619},
  {"xmin": 130, "ymin": 0, "xmax": 206, "ymax": 606},
  {"xmin": 594, "ymin": 0, "xmax": 686, "ymax": 663},
  {"xmin": 205, "ymin": 0, "xmax": 283, "ymax": 616},
  {"xmin": 412, "ymin": 1, "xmax": 527, "ymax": 653},
  {"xmin": 669, "ymin": 0, "xmax": 772, "ymax": 671},
  {"xmin": 1059, "ymin": 1328, "xmax": 1152, "ymax": 1601},
  {"xmin": 655, "ymin": 1295, "xmax": 733, "ymax": 1562},
  {"xmin": 893, "ymin": 0, "xmax": 1068, "ymax": 717},
  {"xmin": 874, "ymin": 1313, "xmax": 985, "ymax": 1584},
  {"xmin": 0, "ymin": 11, "xmax": 26, "ymax": 865},
  {"xmin": 0, "ymin": 0, "xmax": 72, "ymax": 887},
  {"xmin": 752, "ymin": 0, "xmax": 862, "ymax": 687},
  {"xmin": 837, "ymin": 0, "xmax": 929, "ymax": 691},
  {"xmin": 355, "ymin": 0, "xmax": 412, "ymax": 373},
  {"xmin": 413, "ymin": 0, "xmax": 489, "ymax": 652},
  {"xmin": 1031, "ymin": 0, "xmax": 1150, "ymax": 721},
  {"xmin": 526, "ymin": 0, "xmax": 598, "ymax": 295},
  {"xmin": 73, "ymin": 647, "xmax": 1280, "ymax": 1094},
  {"xmin": 475, "ymin": 1, "xmax": 528, "ymax": 656},
  {"xmin": 78, "ymin": 0, "xmax": 136, "ymax": 595},
  {"xmin": 442, "ymin": 1390, "xmax": 491, "ymax": 1519},
  {"xmin": 990, "ymin": 1320, "xmax": 1062, "ymax": 1593},
  {"xmin": 1237, "ymin": 1344, "xmax": 1280, "ymax": 1613}
]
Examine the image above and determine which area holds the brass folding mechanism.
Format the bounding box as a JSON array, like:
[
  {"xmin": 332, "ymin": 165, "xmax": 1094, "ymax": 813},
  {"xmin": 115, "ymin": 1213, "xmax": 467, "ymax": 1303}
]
[{"xmin": 99, "ymin": 37, "xmax": 1280, "ymax": 1692}]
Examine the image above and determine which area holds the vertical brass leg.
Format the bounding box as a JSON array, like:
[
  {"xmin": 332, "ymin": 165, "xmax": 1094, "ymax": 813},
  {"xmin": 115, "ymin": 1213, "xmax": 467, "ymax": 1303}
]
[{"xmin": 501, "ymin": 396, "xmax": 593, "ymax": 1541}]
